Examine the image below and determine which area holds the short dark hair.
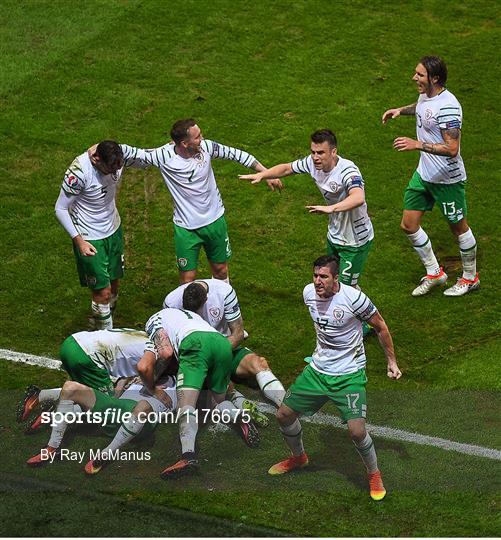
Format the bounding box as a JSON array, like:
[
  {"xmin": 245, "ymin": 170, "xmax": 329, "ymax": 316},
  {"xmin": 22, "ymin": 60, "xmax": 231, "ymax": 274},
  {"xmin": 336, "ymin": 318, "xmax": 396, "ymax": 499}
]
[
  {"xmin": 171, "ymin": 118, "xmax": 197, "ymax": 145},
  {"xmin": 182, "ymin": 282, "xmax": 207, "ymax": 312},
  {"xmin": 313, "ymin": 255, "xmax": 339, "ymax": 277},
  {"xmin": 420, "ymin": 56, "xmax": 447, "ymax": 86},
  {"xmin": 311, "ymin": 129, "xmax": 337, "ymax": 149},
  {"xmin": 96, "ymin": 140, "xmax": 123, "ymax": 166}
]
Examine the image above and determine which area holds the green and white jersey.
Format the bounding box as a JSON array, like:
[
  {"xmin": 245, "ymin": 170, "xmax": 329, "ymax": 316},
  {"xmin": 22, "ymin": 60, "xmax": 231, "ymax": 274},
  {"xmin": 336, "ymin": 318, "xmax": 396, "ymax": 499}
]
[
  {"xmin": 58, "ymin": 153, "xmax": 125, "ymax": 240},
  {"xmin": 303, "ymin": 282, "xmax": 377, "ymax": 376},
  {"xmin": 291, "ymin": 155, "xmax": 374, "ymax": 247},
  {"xmin": 163, "ymin": 279, "xmax": 241, "ymax": 337},
  {"xmin": 121, "ymin": 140, "xmax": 256, "ymax": 230},
  {"xmin": 416, "ymin": 89, "xmax": 466, "ymax": 184},
  {"xmin": 72, "ymin": 328, "xmax": 149, "ymax": 378},
  {"xmin": 145, "ymin": 307, "xmax": 219, "ymax": 356}
]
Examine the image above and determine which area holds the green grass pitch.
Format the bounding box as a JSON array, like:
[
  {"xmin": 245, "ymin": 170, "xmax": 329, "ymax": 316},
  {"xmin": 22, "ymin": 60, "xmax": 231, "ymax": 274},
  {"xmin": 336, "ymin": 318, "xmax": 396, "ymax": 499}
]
[{"xmin": 0, "ymin": 0, "xmax": 499, "ymax": 536}]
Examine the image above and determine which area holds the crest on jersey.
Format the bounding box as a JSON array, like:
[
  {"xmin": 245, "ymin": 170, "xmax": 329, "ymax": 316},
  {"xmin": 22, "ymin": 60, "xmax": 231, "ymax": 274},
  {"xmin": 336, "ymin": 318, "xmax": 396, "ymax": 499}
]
[
  {"xmin": 209, "ymin": 307, "xmax": 222, "ymax": 320},
  {"xmin": 425, "ymin": 108, "xmax": 433, "ymax": 127},
  {"xmin": 328, "ymin": 182, "xmax": 340, "ymax": 193},
  {"xmin": 333, "ymin": 308, "xmax": 344, "ymax": 320},
  {"xmin": 178, "ymin": 258, "xmax": 188, "ymax": 268}
]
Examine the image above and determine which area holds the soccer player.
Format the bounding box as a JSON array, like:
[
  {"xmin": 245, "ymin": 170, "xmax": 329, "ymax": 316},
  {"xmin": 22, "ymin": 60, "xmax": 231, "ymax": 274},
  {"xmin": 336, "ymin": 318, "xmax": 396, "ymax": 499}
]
[
  {"xmin": 17, "ymin": 328, "xmax": 155, "ymax": 430},
  {"xmin": 382, "ymin": 55, "xmax": 479, "ymax": 296},
  {"xmin": 139, "ymin": 307, "xmax": 259, "ymax": 478},
  {"xmin": 239, "ymin": 129, "xmax": 374, "ymax": 290},
  {"xmin": 26, "ymin": 374, "xmax": 177, "ymax": 472},
  {"xmin": 55, "ymin": 141, "xmax": 138, "ymax": 329},
  {"xmin": 163, "ymin": 279, "xmax": 286, "ymax": 424},
  {"xmin": 268, "ymin": 255, "xmax": 401, "ymax": 501},
  {"xmin": 120, "ymin": 119, "xmax": 282, "ymax": 284}
]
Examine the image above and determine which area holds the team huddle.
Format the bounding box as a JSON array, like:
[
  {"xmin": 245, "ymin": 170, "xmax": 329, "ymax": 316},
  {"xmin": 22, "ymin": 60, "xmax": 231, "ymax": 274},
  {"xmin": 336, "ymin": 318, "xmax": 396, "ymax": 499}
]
[{"xmin": 21, "ymin": 56, "xmax": 478, "ymax": 502}]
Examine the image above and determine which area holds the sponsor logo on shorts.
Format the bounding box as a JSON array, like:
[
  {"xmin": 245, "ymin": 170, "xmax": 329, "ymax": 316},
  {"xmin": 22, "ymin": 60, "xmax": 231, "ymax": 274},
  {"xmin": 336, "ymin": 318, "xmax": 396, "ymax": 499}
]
[
  {"xmin": 86, "ymin": 275, "xmax": 97, "ymax": 287},
  {"xmin": 284, "ymin": 389, "xmax": 292, "ymax": 400},
  {"xmin": 178, "ymin": 258, "xmax": 188, "ymax": 268}
]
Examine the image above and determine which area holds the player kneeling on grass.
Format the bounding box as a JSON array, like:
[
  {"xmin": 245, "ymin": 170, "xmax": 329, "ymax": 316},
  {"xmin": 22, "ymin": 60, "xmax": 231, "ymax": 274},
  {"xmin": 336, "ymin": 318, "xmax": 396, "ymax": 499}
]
[
  {"xmin": 26, "ymin": 375, "xmax": 176, "ymax": 474},
  {"xmin": 269, "ymin": 255, "xmax": 402, "ymax": 501},
  {"xmin": 164, "ymin": 278, "xmax": 287, "ymax": 426},
  {"xmin": 17, "ymin": 328, "xmax": 153, "ymax": 433},
  {"xmin": 140, "ymin": 307, "xmax": 260, "ymax": 479}
]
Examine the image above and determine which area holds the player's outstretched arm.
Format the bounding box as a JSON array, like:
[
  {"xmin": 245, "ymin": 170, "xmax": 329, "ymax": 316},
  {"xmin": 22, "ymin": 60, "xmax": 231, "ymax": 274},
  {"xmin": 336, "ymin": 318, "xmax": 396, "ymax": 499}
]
[
  {"xmin": 367, "ymin": 312, "xmax": 402, "ymax": 380},
  {"xmin": 239, "ymin": 162, "xmax": 293, "ymax": 187},
  {"xmin": 382, "ymin": 103, "xmax": 416, "ymax": 124},
  {"xmin": 249, "ymin": 159, "xmax": 283, "ymax": 192}
]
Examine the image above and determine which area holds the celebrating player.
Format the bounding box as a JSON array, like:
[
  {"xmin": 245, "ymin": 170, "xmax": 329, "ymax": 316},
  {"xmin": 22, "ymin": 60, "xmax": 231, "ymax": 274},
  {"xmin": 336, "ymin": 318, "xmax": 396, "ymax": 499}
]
[
  {"xmin": 55, "ymin": 141, "xmax": 141, "ymax": 329},
  {"xmin": 268, "ymin": 256, "xmax": 401, "ymax": 501},
  {"xmin": 139, "ymin": 307, "xmax": 259, "ymax": 479},
  {"xmin": 239, "ymin": 129, "xmax": 375, "ymax": 336},
  {"xmin": 26, "ymin": 374, "xmax": 177, "ymax": 472},
  {"xmin": 164, "ymin": 279, "xmax": 286, "ymax": 424},
  {"xmin": 120, "ymin": 119, "xmax": 282, "ymax": 283},
  {"xmin": 17, "ymin": 328, "xmax": 156, "ymax": 431},
  {"xmin": 382, "ymin": 55, "xmax": 479, "ymax": 296}
]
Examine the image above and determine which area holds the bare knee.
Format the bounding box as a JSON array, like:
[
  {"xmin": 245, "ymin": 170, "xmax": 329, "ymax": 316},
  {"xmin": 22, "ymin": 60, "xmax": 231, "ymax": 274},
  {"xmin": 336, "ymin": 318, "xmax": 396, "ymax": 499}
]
[
  {"xmin": 348, "ymin": 419, "xmax": 367, "ymax": 443},
  {"xmin": 400, "ymin": 217, "xmax": 418, "ymax": 235},
  {"xmin": 276, "ymin": 404, "xmax": 297, "ymax": 426},
  {"xmin": 61, "ymin": 380, "xmax": 85, "ymax": 400},
  {"xmin": 449, "ymin": 218, "xmax": 469, "ymax": 237},
  {"xmin": 133, "ymin": 400, "xmax": 152, "ymax": 417},
  {"xmin": 210, "ymin": 262, "xmax": 228, "ymax": 280},
  {"xmin": 92, "ymin": 286, "xmax": 112, "ymax": 304},
  {"xmin": 251, "ymin": 355, "xmax": 270, "ymax": 374}
]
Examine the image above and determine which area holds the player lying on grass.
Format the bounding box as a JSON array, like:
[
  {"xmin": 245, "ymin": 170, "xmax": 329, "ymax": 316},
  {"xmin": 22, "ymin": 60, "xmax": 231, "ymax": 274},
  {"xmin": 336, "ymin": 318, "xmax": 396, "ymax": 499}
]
[
  {"xmin": 268, "ymin": 255, "xmax": 402, "ymax": 501},
  {"xmin": 17, "ymin": 328, "xmax": 158, "ymax": 432},
  {"xmin": 141, "ymin": 307, "xmax": 260, "ymax": 479},
  {"xmin": 164, "ymin": 278, "xmax": 287, "ymax": 425},
  {"xmin": 18, "ymin": 328, "xmax": 260, "ymax": 447},
  {"xmin": 26, "ymin": 374, "xmax": 176, "ymax": 474}
]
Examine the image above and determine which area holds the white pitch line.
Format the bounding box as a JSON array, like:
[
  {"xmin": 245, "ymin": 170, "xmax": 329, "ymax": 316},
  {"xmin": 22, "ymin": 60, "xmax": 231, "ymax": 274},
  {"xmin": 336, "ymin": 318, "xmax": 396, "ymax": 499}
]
[
  {"xmin": 1, "ymin": 348, "xmax": 500, "ymax": 461},
  {"xmin": 0, "ymin": 348, "xmax": 62, "ymax": 371}
]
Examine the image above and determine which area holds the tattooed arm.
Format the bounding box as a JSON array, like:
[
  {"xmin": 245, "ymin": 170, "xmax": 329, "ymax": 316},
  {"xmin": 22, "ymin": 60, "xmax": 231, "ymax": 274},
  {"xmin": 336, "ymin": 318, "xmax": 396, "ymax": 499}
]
[
  {"xmin": 382, "ymin": 103, "xmax": 416, "ymax": 123},
  {"xmin": 227, "ymin": 316, "xmax": 245, "ymax": 349},
  {"xmin": 249, "ymin": 159, "xmax": 283, "ymax": 192},
  {"xmin": 421, "ymin": 128, "xmax": 461, "ymax": 157},
  {"xmin": 393, "ymin": 128, "xmax": 461, "ymax": 157},
  {"xmin": 138, "ymin": 330, "xmax": 173, "ymax": 394}
]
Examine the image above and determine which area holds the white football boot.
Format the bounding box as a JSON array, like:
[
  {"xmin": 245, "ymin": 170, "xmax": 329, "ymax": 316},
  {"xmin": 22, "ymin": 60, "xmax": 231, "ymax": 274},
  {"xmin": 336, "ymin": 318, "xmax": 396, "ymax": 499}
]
[
  {"xmin": 411, "ymin": 268, "xmax": 448, "ymax": 297},
  {"xmin": 444, "ymin": 273, "xmax": 480, "ymax": 296}
]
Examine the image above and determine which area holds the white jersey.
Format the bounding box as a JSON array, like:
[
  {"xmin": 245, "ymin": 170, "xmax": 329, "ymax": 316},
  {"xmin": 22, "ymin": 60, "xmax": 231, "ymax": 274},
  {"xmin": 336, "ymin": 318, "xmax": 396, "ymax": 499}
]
[
  {"xmin": 72, "ymin": 329, "xmax": 149, "ymax": 378},
  {"xmin": 416, "ymin": 89, "xmax": 466, "ymax": 184},
  {"xmin": 145, "ymin": 307, "xmax": 219, "ymax": 356},
  {"xmin": 121, "ymin": 376, "xmax": 177, "ymax": 414},
  {"xmin": 121, "ymin": 140, "xmax": 256, "ymax": 230},
  {"xmin": 291, "ymin": 155, "xmax": 374, "ymax": 247},
  {"xmin": 303, "ymin": 282, "xmax": 377, "ymax": 376},
  {"xmin": 59, "ymin": 152, "xmax": 125, "ymax": 240},
  {"xmin": 163, "ymin": 279, "xmax": 241, "ymax": 337}
]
